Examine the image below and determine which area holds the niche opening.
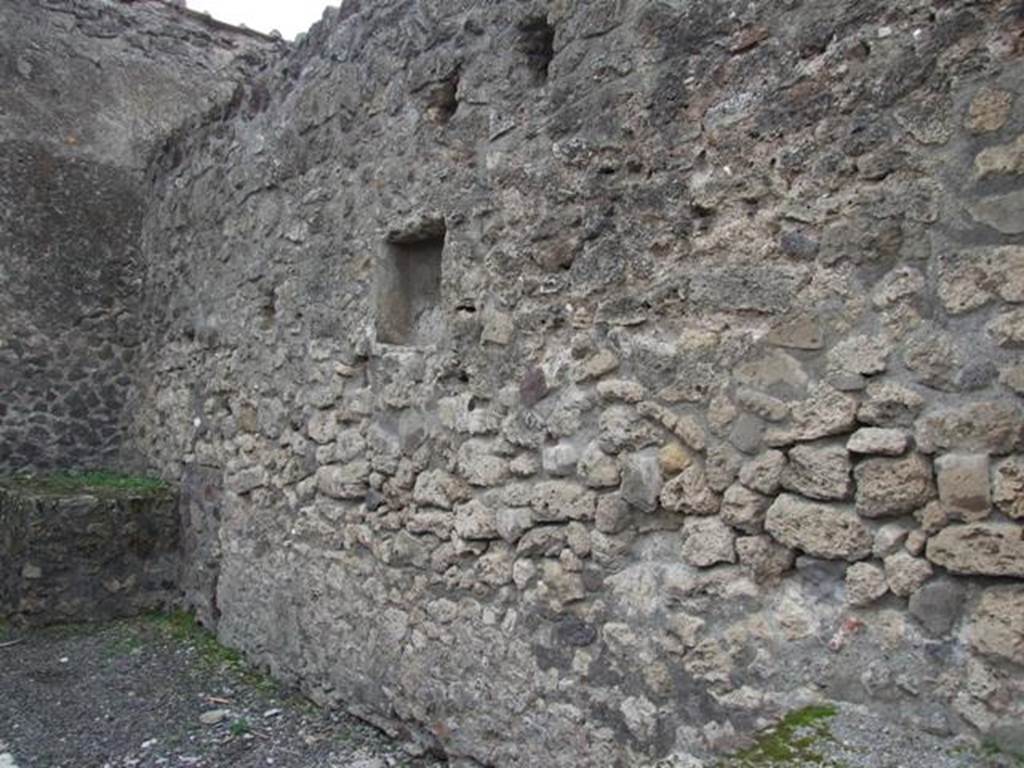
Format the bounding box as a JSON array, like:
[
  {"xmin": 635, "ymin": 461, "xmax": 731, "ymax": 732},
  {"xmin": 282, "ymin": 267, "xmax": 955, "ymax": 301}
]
[
  {"xmin": 518, "ymin": 17, "xmax": 555, "ymax": 84},
  {"xmin": 376, "ymin": 220, "xmax": 446, "ymax": 346}
]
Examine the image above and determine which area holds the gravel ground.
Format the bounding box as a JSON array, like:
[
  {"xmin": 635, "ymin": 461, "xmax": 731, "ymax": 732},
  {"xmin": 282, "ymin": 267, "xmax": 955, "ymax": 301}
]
[
  {"xmin": 714, "ymin": 701, "xmax": 1022, "ymax": 768},
  {"xmin": 0, "ymin": 615, "xmax": 444, "ymax": 768},
  {"xmin": 1, "ymin": 616, "xmax": 1020, "ymax": 768}
]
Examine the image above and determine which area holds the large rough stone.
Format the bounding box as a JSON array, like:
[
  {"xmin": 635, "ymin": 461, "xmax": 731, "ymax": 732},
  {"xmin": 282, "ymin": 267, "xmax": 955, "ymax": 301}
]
[
  {"xmin": 934, "ymin": 454, "xmax": 991, "ymax": 522},
  {"xmin": 846, "ymin": 428, "xmax": 908, "ymax": 456},
  {"xmin": 720, "ymin": 483, "xmax": 770, "ymax": 533},
  {"xmin": 993, "ymin": 456, "xmax": 1024, "ymax": 520},
  {"xmin": 780, "ymin": 444, "xmax": 852, "ymax": 500},
  {"xmin": 854, "ymin": 454, "xmax": 935, "ymax": 518},
  {"xmin": 738, "ymin": 450, "xmax": 786, "ymax": 495},
  {"xmin": 531, "ymin": 481, "xmax": 596, "ymax": 523},
  {"xmin": 883, "ymin": 551, "xmax": 933, "ymax": 597},
  {"xmin": 620, "ymin": 453, "xmax": 662, "ymax": 512},
  {"xmin": 681, "ymin": 517, "xmax": 737, "ymax": 568},
  {"xmin": 578, "ymin": 442, "xmax": 621, "ymax": 488},
  {"xmin": 969, "ymin": 587, "xmax": 1024, "ymax": 666},
  {"xmin": 765, "ymin": 383, "xmax": 859, "ymax": 446},
  {"xmin": 736, "ymin": 535, "xmax": 795, "ymax": 583},
  {"xmin": 659, "ymin": 465, "xmax": 720, "ymax": 515},
  {"xmin": 857, "ymin": 382, "xmax": 925, "ymax": 427},
  {"xmin": 926, "ymin": 523, "xmax": 1024, "ymax": 577},
  {"xmin": 845, "ymin": 562, "xmax": 888, "ymax": 607},
  {"xmin": 764, "ymin": 494, "xmax": 873, "ymax": 561},
  {"xmin": 317, "ymin": 462, "xmax": 369, "ymax": 499},
  {"xmin": 916, "ymin": 401, "xmax": 1024, "ymax": 455}
]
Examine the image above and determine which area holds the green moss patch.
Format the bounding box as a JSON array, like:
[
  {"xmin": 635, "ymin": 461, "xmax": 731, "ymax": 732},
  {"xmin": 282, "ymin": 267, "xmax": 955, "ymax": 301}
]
[
  {"xmin": 1, "ymin": 470, "xmax": 170, "ymax": 498},
  {"xmin": 718, "ymin": 704, "xmax": 841, "ymax": 766}
]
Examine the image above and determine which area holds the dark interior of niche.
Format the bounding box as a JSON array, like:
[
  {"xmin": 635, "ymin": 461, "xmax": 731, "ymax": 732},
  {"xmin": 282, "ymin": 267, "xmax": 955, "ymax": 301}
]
[
  {"xmin": 376, "ymin": 221, "xmax": 446, "ymax": 346},
  {"xmin": 426, "ymin": 71, "xmax": 459, "ymax": 124},
  {"xmin": 517, "ymin": 16, "xmax": 555, "ymax": 84}
]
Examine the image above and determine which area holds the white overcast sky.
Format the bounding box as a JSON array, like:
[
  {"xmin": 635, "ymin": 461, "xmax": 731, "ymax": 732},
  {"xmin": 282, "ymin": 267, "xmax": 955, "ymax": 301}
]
[{"xmin": 187, "ymin": 1, "xmax": 339, "ymax": 40}]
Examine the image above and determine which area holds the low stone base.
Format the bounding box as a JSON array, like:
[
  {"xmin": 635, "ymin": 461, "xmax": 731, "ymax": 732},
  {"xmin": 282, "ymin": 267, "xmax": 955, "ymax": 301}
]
[{"xmin": 0, "ymin": 478, "xmax": 180, "ymax": 626}]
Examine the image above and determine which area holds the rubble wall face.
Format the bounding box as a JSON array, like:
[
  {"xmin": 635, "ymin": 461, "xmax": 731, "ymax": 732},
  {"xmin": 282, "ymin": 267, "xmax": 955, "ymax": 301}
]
[
  {"xmin": 0, "ymin": 0, "xmax": 276, "ymax": 473},
  {"xmin": 0, "ymin": 484, "xmax": 180, "ymax": 626},
  {"xmin": 131, "ymin": 0, "xmax": 1024, "ymax": 764}
]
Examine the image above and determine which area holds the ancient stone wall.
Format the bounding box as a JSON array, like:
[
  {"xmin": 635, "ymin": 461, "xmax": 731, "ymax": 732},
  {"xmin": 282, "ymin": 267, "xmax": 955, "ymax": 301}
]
[
  {"xmin": 0, "ymin": 479, "xmax": 180, "ymax": 626},
  {"xmin": 0, "ymin": 0, "xmax": 278, "ymax": 473},
  {"xmin": 18, "ymin": 0, "xmax": 1024, "ymax": 764}
]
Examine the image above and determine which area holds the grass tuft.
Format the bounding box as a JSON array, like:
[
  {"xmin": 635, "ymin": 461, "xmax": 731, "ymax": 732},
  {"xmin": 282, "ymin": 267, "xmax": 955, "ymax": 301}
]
[
  {"xmin": 1, "ymin": 470, "xmax": 170, "ymax": 497},
  {"xmin": 718, "ymin": 704, "xmax": 840, "ymax": 766}
]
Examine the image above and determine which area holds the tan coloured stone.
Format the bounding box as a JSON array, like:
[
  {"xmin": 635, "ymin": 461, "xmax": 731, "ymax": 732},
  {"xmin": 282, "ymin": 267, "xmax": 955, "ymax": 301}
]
[
  {"xmin": 845, "ymin": 562, "xmax": 888, "ymax": 606},
  {"xmin": 659, "ymin": 464, "xmax": 720, "ymax": 515},
  {"xmin": 854, "ymin": 454, "xmax": 935, "ymax": 518},
  {"xmin": 858, "ymin": 381, "xmax": 925, "ymax": 427},
  {"xmin": 578, "ymin": 442, "xmax": 621, "ymax": 488},
  {"xmin": 531, "ymin": 481, "xmax": 596, "ymax": 522},
  {"xmin": 916, "ymin": 401, "xmax": 1024, "ymax": 455},
  {"xmin": 967, "ymin": 88, "xmax": 1013, "ymax": 133},
  {"xmin": 847, "ymin": 427, "xmax": 909, "ymax": 456},
  {"xmin": 764, "ymin": 494, "xmax": 873, "ymax": 561},
  {"xmin": 658, "ymin": 441, "xmax": 693, "ymax": 477},
  {"xmin": 987, "ymin": 308, "xmax": 1024, "ymax": 348},
  {"xmin": 738, "ymin": 450, "xmax": 786, "ymax": 495},
  {"xmin": 970, "ymin": 587, "xmax": 1024, "ymax": 666},
  {"xmin": 883, "ymin": 551, "xmax": 933, "ymax": 597},
  {"xmin": 935, "ymin": 453, "xmax": 991, "ymax": 522},
  {"xmin": 736, "ymin": 535, "xmax": 795, "ymax": 583},
  {"xmin": 926, "ymin": 523, "xmax": 1024, "ymax": 577},
  {"xmin": 780, "ymin": 444, "xmax": 852, "ymax": 500},
  {"xmin": 765, "ymin": 383, "xmax": 859, "ymax": 446},
  {"xmin": 975, "ymin": 134, "xmax": 1024, "ymax": 179},
  {"xmin": 720, "ymin": 483, "xmax": 770, "ymax": 533},
  {"xmin": 681, "ymin": 517, "xmax": 737, "ymax": 568},
  {"xmin": 993, "ymin": 456, "xmax": 1024, "ymax": 520}
]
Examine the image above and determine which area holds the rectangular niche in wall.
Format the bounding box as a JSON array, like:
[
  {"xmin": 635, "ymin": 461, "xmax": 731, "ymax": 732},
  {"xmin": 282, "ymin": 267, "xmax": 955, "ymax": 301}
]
[{"xmin": 375, "ymin": 218, "xmax": 446, "ymax": 346}]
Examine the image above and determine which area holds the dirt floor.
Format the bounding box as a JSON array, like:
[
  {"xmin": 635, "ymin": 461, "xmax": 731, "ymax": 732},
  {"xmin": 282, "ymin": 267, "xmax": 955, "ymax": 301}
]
[{"xmin": 0, "ymin": 614, "xmax": 444, "ymax": 768}]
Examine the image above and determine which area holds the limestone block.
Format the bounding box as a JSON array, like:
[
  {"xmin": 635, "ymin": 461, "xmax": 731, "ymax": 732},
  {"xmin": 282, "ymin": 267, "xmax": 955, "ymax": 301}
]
[
  {"xmin": 935, "ymin": 454, "xmax": 991, "ymax": 522},
  {"xmin": 681, "ymin": 517, "xmax": 737, "ymax": 568},
  {"xmin": 993, "ymin": 456, "xmax": 1024, "ymax": 520},
  {"xmin": 738, "ymin": 450, "xmax": 786, "ymax": 495},
  {"xmin": 720, "ymin": 483, "xmax": 770, "ymax": 533},
  {"xmin": 736, "ymin": 535, "xmax": 795, "ymax": 583},
  {"xmin": 531, "ymin": 481, "xmax": 595, "ymax": 523},
  {"xmin": 659, "ymin": 464, "xmax": 720, "ymax": 515},
  {"xmin": 969, "ymin": 587, "xmax": 1024, "ymax": 666},
  {"xmin": 854, "ymin": 454, "xmax": 935, "ymax": 518},
  {"xmin": 764, "ymin": 494, "xmax": 873, "ymax": 561},
  {"xmin": 620, "ymin": 452, "xmax": 662, "ymax": 513},
  {"xmin": 780, "ymin": 444, "xmax": 852, "ymax": 500},
  {"xmin": 847, "ymin": 428, "xmax": 908, "ymax": 456},
  {"xmin": 857, "ymin": 381, "xmax": 925, "ymax": 427},
  {"xmin": 916, "ymin": 401, "xmax": 1024, "ymax": 455},
  {"xmin": 765, "ymin": 383, "xmax": 858, "ymax": 446},
  {"xmin": 967, "ymin": 88, "xmax": 1013, "ymax": 133},
  {"xmin": 926, "ymin": 523, "xmax": 1024, "ymax": 577},
  {"xmin": 845, "ymin": 562, "xmax": 888, "ymax": 606},
  {"xmin": 578, "ymin": 442, "xmax": 621, "ymax": 488},
  {"xmin": 987, "ymin": 309, "xmax": 1024, "ymax": 348},
  {"xmin": 883, "ymin": 551, "xmax": 933, "ymax": 597},
  {"xmin": 317, "ymin": 461, "xmax": 368, "ymax": 499},
  {"xmin": 454, "ymin": 499, "xmax": 500, "ymax": 540},
  {"xmin": 657, "ymin": 441, "xmax": 692, "ymax": 477}
]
